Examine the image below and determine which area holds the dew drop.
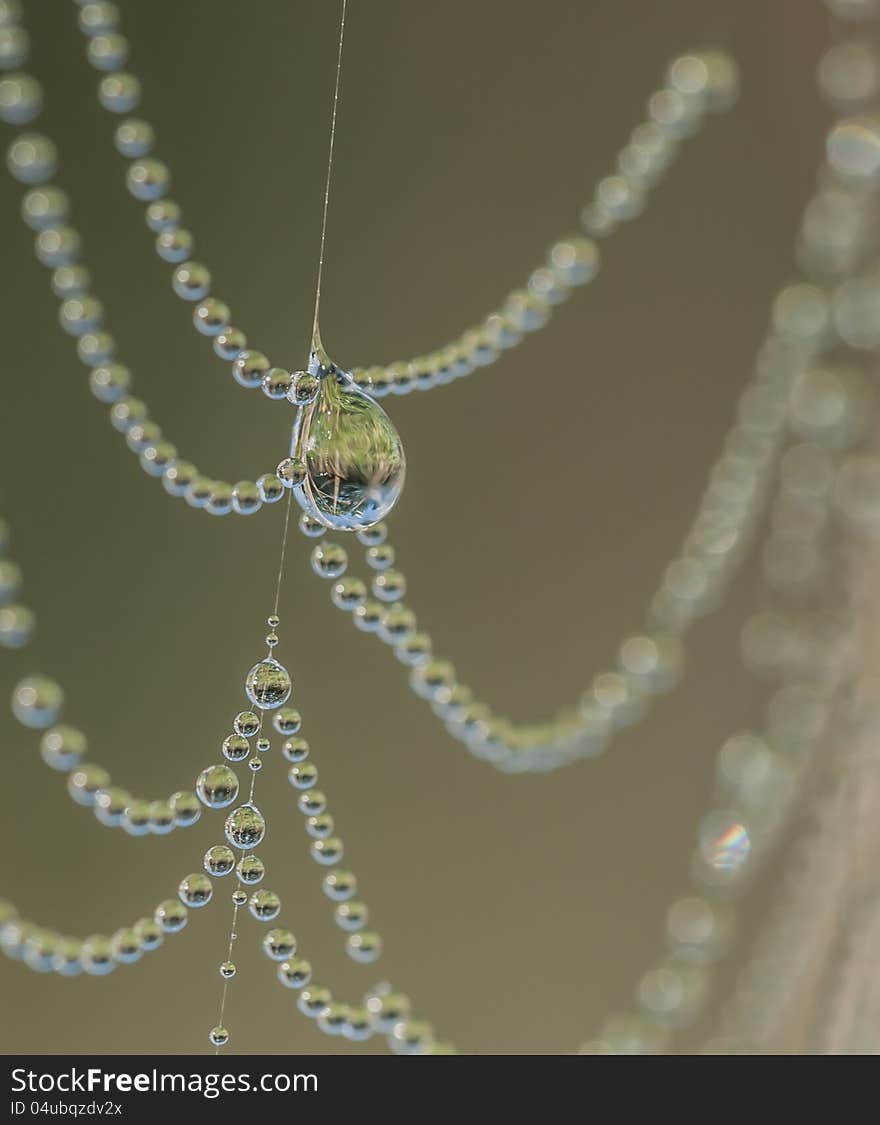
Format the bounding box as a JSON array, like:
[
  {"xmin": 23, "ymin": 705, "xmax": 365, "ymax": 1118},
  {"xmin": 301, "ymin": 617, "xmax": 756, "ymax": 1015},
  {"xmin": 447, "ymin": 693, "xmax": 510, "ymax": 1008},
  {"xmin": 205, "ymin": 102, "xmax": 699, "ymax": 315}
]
[
  {"xmin": 204, "ymin": 845, "xmax": 236, "ymax": 877},
  {"xmin": 12, "ymin": 674, "xmax": 63, "ymax": 729},
  {"xmin": 248, "ymin": 889, "xmax": 281, "ymax": 921},
  {"xmin": 224, "ymin": 803, "xmax": 266, "ymax": 850},
  {"xmin": 290, "ymin": 346, "xmax": 405, "ymax": 532},
  {"xmin": 178, "ymin": 873, "xmax": 213, "ymax": 908},
  {"xmin": 263, "ymin": 928, "xmax": 296, "ymax": 961},
  {"xmin": 233, "ymin": 711, "xmax": 261, "ymax": 737},
  {"xmin": 236, "ymin": 855, "xmax": 265, "ymax": 884},
  {"xmin": 196, "ymin": 764, "xmax": 239, "ymax": 809},
  {"xmin": 245, "ymin": 658, "xmax": 292, "ymax": 710}
]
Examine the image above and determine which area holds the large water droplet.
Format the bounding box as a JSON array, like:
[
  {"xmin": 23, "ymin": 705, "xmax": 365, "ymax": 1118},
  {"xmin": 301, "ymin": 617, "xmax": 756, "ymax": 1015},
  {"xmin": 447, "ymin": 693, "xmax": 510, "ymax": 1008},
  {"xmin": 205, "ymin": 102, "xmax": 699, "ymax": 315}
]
[{"xmin": 291, "ymin": 345, "xmax": 405, "ymax": 532}]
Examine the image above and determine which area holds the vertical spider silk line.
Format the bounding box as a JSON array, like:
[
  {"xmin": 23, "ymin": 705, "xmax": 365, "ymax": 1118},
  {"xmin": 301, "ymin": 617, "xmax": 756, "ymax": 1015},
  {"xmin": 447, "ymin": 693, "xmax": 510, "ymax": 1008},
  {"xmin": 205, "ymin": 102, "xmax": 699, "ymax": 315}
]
[{"xmin": 311, "ymin": 0, "xmax": 348, "ymax": 350}]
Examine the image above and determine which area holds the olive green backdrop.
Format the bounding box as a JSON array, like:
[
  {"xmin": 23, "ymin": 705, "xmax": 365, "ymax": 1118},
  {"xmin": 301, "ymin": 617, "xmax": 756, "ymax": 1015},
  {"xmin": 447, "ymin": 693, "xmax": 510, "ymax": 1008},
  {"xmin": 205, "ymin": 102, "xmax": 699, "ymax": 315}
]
[{"xmin": 1, "ymin": 0, "xmax": 827, "ymax": 1053}]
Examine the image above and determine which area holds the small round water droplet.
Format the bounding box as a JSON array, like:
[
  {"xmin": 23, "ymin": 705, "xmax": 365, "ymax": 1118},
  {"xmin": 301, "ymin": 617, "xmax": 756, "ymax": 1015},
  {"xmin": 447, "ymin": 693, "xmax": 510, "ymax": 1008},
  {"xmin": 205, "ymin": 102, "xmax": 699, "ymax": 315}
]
[
  {"xmin": 344, "ymin": 1006, "xmax": 374, "ymax": 1042},
  {"xmin": 249, "ymin": 889, "xmax": 281, "ymax": 921},
  {"xmin": 178, "ymin": 873, "xmax": 213, "ymax": 908},
  {"xmin": 209, "ymin": 1026, "xmax": 229, "ymax": 1047},
  {"xmin": 12, "ymin": 674, "xmax": 63, "ymax": 728},
  {"xmin": 378, "ymin": 604, "xmax": 416, "ymax": 644},
  {"xmin": 231, "ymin": 889, "xmax": 247, "ymax": 906},
  {"xmin": 256, "ymin": 737, "xmax": 271, "ymax": 753},
  {"xmin": 149, "ymin": 801, "xmax": 175, "ymax": 835},
  {"xmin": 827, "ymin": 115, "xmax": 880, "ymax": 182},
  {"xmin": 170, "ymin": 791, "xmax": 201, "ymax": 827},
  {"xmin": 23, "ymin": 930, "xmax": 61, "ymax": 973},
  {"xmin": 298, "ymin": 789, "xmax": 327, "ymax": 816},
  {"xmin": 219, "ymin": 961, "xmax": 236, "ymax": 979},
  {"xmin": 390, "ymin": 1019, "xmax": 435, "ymax": 1056},
  {"xmin": 357, "ymin": 522, "xmax": 388, "ymax": 547},
  {"xmin": 298, "ymin": 512, "xmax": 326, "ymax": 539},
  {"xmin": 323, "ymin": 870, "xmax": 357, "ymax": 901},
  {"xmin": 331, "ymin": 577, "xmax": 367, "ymax": 611},
  {"xmin": 237, "ymin": 855, "xmax": 265, "ymax": 884},
  {"xmin": 273, "ymin": 708, "xmax": 302, "ymax": 735},
  {"xmin": 262, "ymin": 367, "xmax": 292, "ymax": 399},
  {"xmin": 311, "ymin": 837, "xmax": 344, "ymax": 866},
  {"xmin": 265, "ymin": 632, "xmax": 279, "ymax": 648},
  {"xmin": 68, "ymin": 764, "xmax": 110, "ymax": 807},
  {"xmin": 346, "ymin": 931, "xmax": 382, "ymax": 963},
  {"xmin": 40, "ymin": 725, "xmax": 86, "ymax": 771},
  {"xmin": 110, "ymin": 928, "xmax": 143, "ymax": 965},
  {"xmin": 317, "ymin": 1002, "xmax": 350, "ymax": 1036},
  {"xmin": 353, "ymin": 600, "xmax": 383, "ymax": 632},
  {"xmin": 0, "ymin": 558, "xmax": 21, "ymax": 600},
  {"xmin": 245, "ymin": 658, "xmax": 292, "ymax": 710},
  {"xmin": 277, "ymin": 457, "xmax": 306, "ymax": 487},
  {"xmin": 311, "ymin": 542, "xmax": 348, "ymax": 579},
  {"xmin": 50, "ymin": 936, "xmax": 83, "ymax": 975},
  {"xmin": 81, "ymin": 935, "xmax": 116, "ymax": 977},
  {"xmin": 366, "ymin": 543, "xmax": 395, "ymax": 571},
  {"xmin": 372, "ymin": 569, "xmax": 406, "ymax": 602},
  {"xmin": 248, "ymin": 756, "xmax": 262, "ymax": 771},
  {"xmin": 334, "ymin": 901, "xmax": 368, "ymax": 932},
  {"xmin": 0, "ymin": 73, "xmax": 42, "ymax": 126},
  {"xmin": 0, "ymin": 603, "xmax": 35, "ymax": 648},
  {"xmin": 154, "ymin": 899, "xmax": 188, "ymax": 934},
  {"xmin": 233, "ymin": 711, "xmax": 261, "ymax": 737},
  {"xmin": 282, "ymin": 736, "xmax": 309, "ymax": 763},
  {"xmin": 277, "ymin": 958, "xmax": 312, "ymax": 989},
  {"xmin": 92, "ymin": 787, "xmax": 131, "ymax": 832},
  {"xmin": 819, "ymin": 42, "xmax": 880, "ymax": 109},
  {"xmin": 196, "ymin": 764, "xmax": 239, "ymax": 809},
  {"xmin": 204, "ymin": 845, "xmax": 236, "ymax": 877},
  {"xmin": 224, "ymin": 803, "xmax": 266, "ymax": 850},
  {"xmin": 638, "ymin": 961, "xmax": 708, "ymax": 1028},
  {"xmin": 134, "ymin": 919, "xmax": 163, "ymax": 951},
  {"xmin": 288, "ymin": 370, "xmax": 320, "ymax": 405},
  {"xmin": 306, "ymin": 813, "xmax": 334, "ymax": 839},
  {"xmin": 288, "ymin": 762, "xmax": 318, "ymax": 790},
  {"xmin": 222, "ymin": 734, "xmax": 250, "ymax": 763},
  {"xmin": 666, "ymin": 897, "xmax": 733, "ymax": 965},
  {"xmin": 263, "ymin": 928, "xmax": 297, "ymax": 961},
  {"xmin": 396, "ymin": 632, "xmax": 432, "ymax": 666},
  {"xmin": 257, "ymin": 473, "xmax": 284, "ymax": 503},
  {"xmin": 122, "ymin": 799, "xmax": 152, "ymax": 836},
  {"xmin": 7, "ymin": 133, "xmax": 58, "ymax": 185},
  {"xmin": 365, "ymin": 990, "xmax": 411, "ymax": 1032},
  {"xmin": 297, "ymin": 986, "xmax": 332, "ymax": 1018},
  {"xmin": 292, "ymin": 364, "xmax": 405, "ymax": 531}
]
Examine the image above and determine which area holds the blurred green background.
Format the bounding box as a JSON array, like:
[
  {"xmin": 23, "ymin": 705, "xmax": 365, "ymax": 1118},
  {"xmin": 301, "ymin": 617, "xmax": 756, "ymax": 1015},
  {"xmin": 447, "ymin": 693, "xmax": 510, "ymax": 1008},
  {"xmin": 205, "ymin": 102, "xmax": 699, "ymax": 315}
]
[{"xmin": 0, "ymin": 0, "xmax": 827, "ymax": 1053}]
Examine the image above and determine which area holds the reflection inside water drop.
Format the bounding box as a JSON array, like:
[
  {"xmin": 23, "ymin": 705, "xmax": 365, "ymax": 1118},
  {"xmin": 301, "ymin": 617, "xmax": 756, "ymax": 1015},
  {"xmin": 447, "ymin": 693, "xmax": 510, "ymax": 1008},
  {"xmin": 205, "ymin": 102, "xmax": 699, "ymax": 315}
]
[{"xmin": 290, "ymin": 342, "xmax": 405, "ymax": 532}]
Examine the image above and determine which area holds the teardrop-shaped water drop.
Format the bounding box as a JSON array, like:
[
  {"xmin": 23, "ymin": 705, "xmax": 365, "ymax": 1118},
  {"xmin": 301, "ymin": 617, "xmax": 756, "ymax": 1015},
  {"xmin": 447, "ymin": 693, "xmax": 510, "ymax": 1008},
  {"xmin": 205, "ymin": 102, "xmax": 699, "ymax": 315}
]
[{"xmin": 291, "ymin": 348, "xmax": 405, "ymax": 532}]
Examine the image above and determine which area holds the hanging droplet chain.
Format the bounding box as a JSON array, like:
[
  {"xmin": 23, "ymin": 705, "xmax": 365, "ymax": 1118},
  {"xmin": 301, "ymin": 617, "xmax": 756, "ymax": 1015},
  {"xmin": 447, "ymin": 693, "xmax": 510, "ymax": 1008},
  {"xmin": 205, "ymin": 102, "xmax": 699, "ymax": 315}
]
[{"xmin": 208, "ymin": 615, "xmax": 293, "ymax": 1051}]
